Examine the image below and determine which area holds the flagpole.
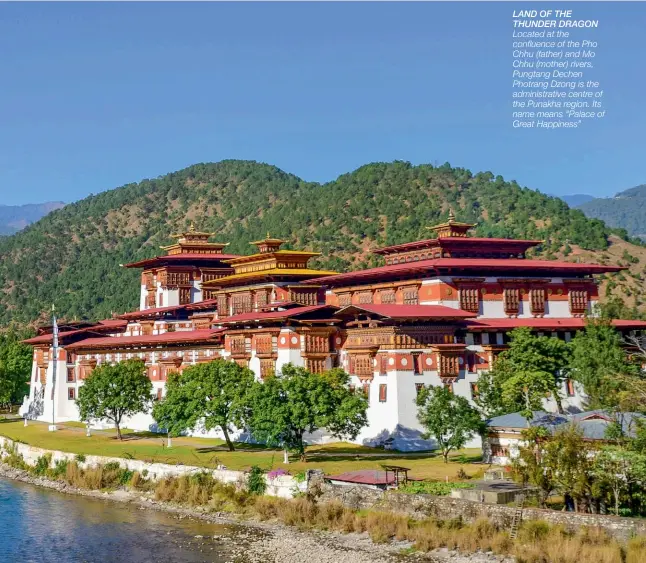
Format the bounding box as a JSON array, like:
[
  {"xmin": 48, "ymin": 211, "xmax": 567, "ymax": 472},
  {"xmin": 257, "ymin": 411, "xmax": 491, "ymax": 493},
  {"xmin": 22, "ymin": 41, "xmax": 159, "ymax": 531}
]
[{"xmin": 50, "ymin": 304, "xmax": 58, "ymax": 432}]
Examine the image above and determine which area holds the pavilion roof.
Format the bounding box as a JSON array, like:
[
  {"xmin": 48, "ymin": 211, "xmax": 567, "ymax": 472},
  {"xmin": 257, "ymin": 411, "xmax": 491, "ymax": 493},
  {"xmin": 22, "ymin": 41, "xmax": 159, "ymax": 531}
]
[
  {"xmin": 117, "ymin": 305, "xmax": 189, "ymax": 320},
  {"xmin": 202, "ymin": 267, "xmax": 337, "ymax": 288},
  {"xmin": 307, "ymin": 257, "xmax": 624, "ymax": 287},
  {"xmin": 217, "ymin": 304, "xmax": 339, "ymax": 325},
  {"xmin": 66, "ymin": 328, "xmax": 226, "ymax": 350},
  {"xmin": 373, "ymin": 236, "xmax": 543, "ymax": 255},
  {"xmin": 123, "ymin": 253, "xmax": 239, "ymax": 269},
  {"xmin": 335, "ymin": 304, "xmax": 477, "ymax": 320},
  {"xmin": 22, "ymin": 319, "xmax": 129, "ymax": 345}
]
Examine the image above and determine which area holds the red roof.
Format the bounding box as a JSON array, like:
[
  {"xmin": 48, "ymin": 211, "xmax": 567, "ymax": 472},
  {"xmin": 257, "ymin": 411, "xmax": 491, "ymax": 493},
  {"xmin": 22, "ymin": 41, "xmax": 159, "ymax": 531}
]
[
  {"xmin": 124, "ymin": 254, "xmax": 239, "ymax": 269},
  {"xmin": 22, "ymin": 319, "xmax": 128, "ymax": 345},
  {"xmin": 184, "ymin": 298, "xmax": 219, "ymax": 311},
  {"xmin": 218, "ymin": 305, "xmax": 337, "ymax": 324},
  {"xmin": 326, "ymin": 470, "xmax": 396, "ymax": 486},
  {"xmin": 66, "ymin": 329, "xmax": 226, "ymax": 350},
  {"xmin": 117, "ymin": 305, "xmax": 188, "ymax": 320},
  {"xmin": 308, "ymin": 257, "xmax": 623, "ymax": 286},
  {"xmin": 467, "ymin": 318, "xmax": 646, "ymax": 331},
  {"xmin": 373, "ymin": 237, "xmax": 542, "ymax": 255},
  {"xmin": 335, "ymin": 304, "xmax": 477, "ymax": 320}
]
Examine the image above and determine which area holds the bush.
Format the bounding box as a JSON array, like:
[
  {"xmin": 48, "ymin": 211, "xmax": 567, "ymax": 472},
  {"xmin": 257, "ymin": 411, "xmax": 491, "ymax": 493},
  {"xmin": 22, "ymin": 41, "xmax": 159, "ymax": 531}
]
[
  {"xmin": 399, "ymin": 481, "xmax": 475, "ymax": 496},
  {"xmin": 75, "ymin": 453, "xmax": 86, "ymax": 463},
  {"xmin": 33, "ymin": 453, "xmax": 52, "ymax": 476},
  {"xmin": 247, "ymin": 466, "xmax": 267, "ymax": 495}
]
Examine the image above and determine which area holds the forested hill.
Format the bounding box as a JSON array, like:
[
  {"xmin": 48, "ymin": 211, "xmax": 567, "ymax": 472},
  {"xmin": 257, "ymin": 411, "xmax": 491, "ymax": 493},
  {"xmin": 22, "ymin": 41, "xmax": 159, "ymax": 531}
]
[
  {"xmin": 0, "ymin": 160, "xmax": 636, "ymax": 325},
  {"xmin": 577, "ymin": 185, "xmax": 646, "ymax": 238}
]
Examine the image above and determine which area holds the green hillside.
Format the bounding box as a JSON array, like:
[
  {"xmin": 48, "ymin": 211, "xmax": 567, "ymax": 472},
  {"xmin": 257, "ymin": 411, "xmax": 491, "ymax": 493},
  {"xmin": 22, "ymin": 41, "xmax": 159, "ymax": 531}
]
[
  {"xmin": 0, "ymin": 160, "xmax": 628, "ymax": 325},
  {"xmin": 578, "ymin": 185, "xmax": 646, "ymax": 238}
]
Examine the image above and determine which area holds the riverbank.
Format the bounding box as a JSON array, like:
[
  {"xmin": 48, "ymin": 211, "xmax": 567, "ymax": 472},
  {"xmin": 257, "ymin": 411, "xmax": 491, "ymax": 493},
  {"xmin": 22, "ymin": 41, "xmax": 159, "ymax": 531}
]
[{"xmin": 0, "ymin": 463, "xmax": 507, "ymax": 563}]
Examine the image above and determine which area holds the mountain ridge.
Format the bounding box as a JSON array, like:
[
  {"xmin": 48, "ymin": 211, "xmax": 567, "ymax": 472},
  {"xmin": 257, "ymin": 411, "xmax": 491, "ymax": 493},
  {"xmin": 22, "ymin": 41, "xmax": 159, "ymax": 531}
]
[
  {"xmin": 0, "ymin": 159, "xmax": 641, "ymax": 325},
  {"xmin": 0, "ymin": 201, "xmax": 66, "ymax": 235},
  {"xmin": 577, "ymin": 184, "xmax": 646, "ymax": 238}
]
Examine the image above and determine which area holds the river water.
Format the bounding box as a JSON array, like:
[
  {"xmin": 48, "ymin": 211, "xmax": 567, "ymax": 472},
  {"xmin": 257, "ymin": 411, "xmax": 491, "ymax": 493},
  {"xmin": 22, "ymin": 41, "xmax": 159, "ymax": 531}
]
[{"xmin": 0, "ymin": 477, "xmax": 250, "ymax": 563}]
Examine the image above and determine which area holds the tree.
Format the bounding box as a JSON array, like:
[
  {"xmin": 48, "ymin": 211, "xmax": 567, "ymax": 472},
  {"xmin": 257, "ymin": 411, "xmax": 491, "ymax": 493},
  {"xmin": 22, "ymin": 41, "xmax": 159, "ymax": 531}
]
[
  {"xmin": 569, "ymin": 319, "xmax": 638, "ymax": 409},
  {"xmin": 416, "ymin": 385, "xmax": 484, "ymax": 463},
  {"xmin": 593, "ymin": 447, "xmax": 646, "ymax": 515},
  {"xmin": 152, "ymin": 359, "xmax": 256, "ymax": 451},
  {"xmin": 512, "ymin": 426, "xmax": 555, "ymax": 507},
  {"xmin": 475, "ymin": 327, "xmax": 570, "ymax": 418},
  {"xmin": 248, "ymin": 365, "xmax": 367, "ymax": 460},
  {"xmin": 0, "ymin": 327, "xmax": 33, "ymax": 407},
  {"xmin": 76, "ymin": 359, "xmax": 152, "ymax": 440},
  {"xmin": 542, "ymin": 424, "xmax": 593, "ymax": 512}
]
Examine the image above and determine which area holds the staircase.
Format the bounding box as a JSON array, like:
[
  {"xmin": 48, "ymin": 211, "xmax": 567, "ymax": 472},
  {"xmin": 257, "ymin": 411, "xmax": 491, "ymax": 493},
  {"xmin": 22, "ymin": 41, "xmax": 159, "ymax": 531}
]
[{"xmin": 509, "ymin": 492, "xmax": 526, "ymax": 539}]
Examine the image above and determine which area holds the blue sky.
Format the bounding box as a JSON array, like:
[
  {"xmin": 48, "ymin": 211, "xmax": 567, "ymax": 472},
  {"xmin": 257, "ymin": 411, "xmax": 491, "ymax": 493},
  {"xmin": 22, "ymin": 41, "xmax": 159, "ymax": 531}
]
[{"xmin": 0, "ymin": 2, "xmax": 644, "ymax": 205}]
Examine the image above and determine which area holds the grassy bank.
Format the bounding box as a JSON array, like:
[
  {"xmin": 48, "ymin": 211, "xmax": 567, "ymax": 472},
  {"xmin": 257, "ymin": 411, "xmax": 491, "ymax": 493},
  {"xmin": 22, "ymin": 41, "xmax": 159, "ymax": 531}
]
[
  {"xmin": 0, "ymin": 418, "xmax": 483, "ymax": 480},
  {"xmin": 1, "ymin": 444, "xmax": 645, "ymax": 563}
]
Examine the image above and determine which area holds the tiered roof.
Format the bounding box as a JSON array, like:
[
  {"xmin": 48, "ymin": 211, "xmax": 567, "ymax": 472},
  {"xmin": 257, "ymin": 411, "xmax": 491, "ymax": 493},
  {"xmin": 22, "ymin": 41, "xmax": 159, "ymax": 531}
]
[
  {"xmin": 309, "ymin": 211, "xmax": 623, "ymax": 286},
  {"xmin": 202, "ymin": 234, "xmax": 337, "ymax": 288},
  {"xmin": 124, "ymin": 224, "xmax": 238, "ymax": 269}
]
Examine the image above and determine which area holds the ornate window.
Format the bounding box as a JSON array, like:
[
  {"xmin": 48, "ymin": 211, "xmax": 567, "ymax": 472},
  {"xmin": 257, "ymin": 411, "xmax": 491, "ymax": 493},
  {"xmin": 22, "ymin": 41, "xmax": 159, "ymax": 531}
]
[
  {"xmin": 217, "ymin": 294, "xmax": 229, "ymax": 316},
  {"xmin": 380, "ymin": 290, "xmax": 396, "ymax": 304},
  {"xmin": 362, "ymin": 383, "xmax": 370, "ymax": 400},
  {"xmin": 66, "ymin": 367, "xmax": 75, "ymax": 383},
  {"xmin": 306, "ymin": 358, "xmax": 326, "ymax": 374},
  {"xmin": 530, "ymin": 288, "xmax": 546, "ymax": 316},
  {"xmin": 338, "ymin": 293, "xmax": 351, "ymax": 307},
  {"xmin": 179, "ymin": 288, "xmax": 191, "ymax": 305},
  {"xmin": 459, "ymin": 288, "xmax": 480, "ymax": 313},
  {"xmin": 231, "ymin": 293, "xmax": 253, "ymax": 315},
  {"xmin": 379, "ymin": 384, "xmax": 387, "ymax": 402},
  {"xmin": 255, "ymin": 290, "xmax": 268, "ymax": 309},
  {"xmin": 412, "ymin": 353, "xmax": 422, "ymax": 375},
  {"xmin": 358, "ymin": 292, "xmax": 373, "ymax": 304},
  {"xmin": 230, "ymin": 337, "xmax": 247, "ymax": 356},
  {"xmin": 569, "ymin": 289, "xmax": 588, "ymax": 315},
  {"xmin": 255, "ymin": 335, "xmax": 273, "ymax": 355},
  {"xmin": 403, "ymin": 288, "xmax": 418, "ymax": 305},
  {"xmin": 379, "ymin": 354, "xmax": 388, "ymax": 375},
  {"xmin": 503, "ymin": 288, "xmax": 520, "ymax": 316},
  {"xmin": 67, "ymin": 387, "xmax": 75, "ymax": 400}
]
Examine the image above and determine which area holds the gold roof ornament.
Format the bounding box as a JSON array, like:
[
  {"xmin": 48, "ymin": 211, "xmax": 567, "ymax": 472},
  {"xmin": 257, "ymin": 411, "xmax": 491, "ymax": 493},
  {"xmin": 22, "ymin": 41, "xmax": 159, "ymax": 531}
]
[
  {"xmin": 427, "ymin": 209, "xmax": 475, "ymax": 238},
  {"xmin": 161, "ymin": 223, "xmax": 230, "ymax": 254}
]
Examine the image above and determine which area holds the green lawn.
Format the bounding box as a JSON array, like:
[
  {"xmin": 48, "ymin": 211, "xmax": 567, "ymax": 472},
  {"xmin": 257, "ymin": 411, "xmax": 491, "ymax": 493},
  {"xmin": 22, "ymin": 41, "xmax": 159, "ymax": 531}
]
[{"xmin": 0, "ymin": 418, "xmax": 484, "ymax": 480}]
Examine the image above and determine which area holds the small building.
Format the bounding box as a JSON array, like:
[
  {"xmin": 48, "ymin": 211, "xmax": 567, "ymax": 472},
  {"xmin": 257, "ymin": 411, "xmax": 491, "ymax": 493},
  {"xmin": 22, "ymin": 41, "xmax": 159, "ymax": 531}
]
[{"xmin": 484, "ymin": 410, "xmax": 645, "ymax": 465}]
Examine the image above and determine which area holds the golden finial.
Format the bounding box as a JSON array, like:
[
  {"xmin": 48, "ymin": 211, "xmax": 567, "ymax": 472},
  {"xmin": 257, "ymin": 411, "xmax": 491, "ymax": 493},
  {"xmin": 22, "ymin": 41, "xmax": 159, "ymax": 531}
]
[
  {"xmin": 448, "ymin": 209, "xmax": 455, "ymax": 223},
  {"xmin": 189, "ymin": 222, "xmax": 196, "ymax": 233},
  {"xmin": 266, "ymin": 231, "xmax": 271, "ymax": 239}
]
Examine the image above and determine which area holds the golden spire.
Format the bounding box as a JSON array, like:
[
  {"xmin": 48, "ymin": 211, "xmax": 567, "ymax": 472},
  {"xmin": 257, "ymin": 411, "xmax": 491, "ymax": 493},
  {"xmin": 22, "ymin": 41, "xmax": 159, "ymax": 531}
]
[
  {"xmin": 448, "ymin": 209, "xmax": 456, "ymax": 223},
  {"xmin": 189, "ymin": 222, "xmax": 196, "ymax": 233}
]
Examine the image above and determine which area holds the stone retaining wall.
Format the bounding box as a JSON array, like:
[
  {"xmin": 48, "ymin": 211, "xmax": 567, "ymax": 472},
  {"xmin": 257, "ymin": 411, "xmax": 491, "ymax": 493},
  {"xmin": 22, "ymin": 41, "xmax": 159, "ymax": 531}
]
[
  {"xmin": 317, "ymin": 482, "xmax": 646, "ymax": 540},
  {"xmin": 0, "ymin": 436, "xmax": 304, "ymax": 499}
]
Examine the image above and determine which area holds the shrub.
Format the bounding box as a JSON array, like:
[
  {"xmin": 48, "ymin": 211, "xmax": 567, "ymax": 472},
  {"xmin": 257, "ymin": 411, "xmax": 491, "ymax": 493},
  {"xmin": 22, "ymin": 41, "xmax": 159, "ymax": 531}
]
[
  {"xmin": 33, "ymin": 453, "xmax": 52, "ymax": 476},
  {"xmin": 399, "ymin": 481, "xmax": 474, "ymax": 496},
  {"xmin": 247, "ymin": 466, "xmax": 267, "ymax": 495},
  {"xmin": 50, "ymin": 459, "xmax": 69, "ymax": 478},
  {"xmin": 74, "ymin": 453, "xmax": 86, "ymax": 463}
]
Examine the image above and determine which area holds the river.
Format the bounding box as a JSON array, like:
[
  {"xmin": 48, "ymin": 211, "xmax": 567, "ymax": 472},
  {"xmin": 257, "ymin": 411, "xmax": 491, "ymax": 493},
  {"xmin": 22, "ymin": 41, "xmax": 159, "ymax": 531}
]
[{"xmin": 0, "ymin": 477, "xmax": 251, "ymax": 563}]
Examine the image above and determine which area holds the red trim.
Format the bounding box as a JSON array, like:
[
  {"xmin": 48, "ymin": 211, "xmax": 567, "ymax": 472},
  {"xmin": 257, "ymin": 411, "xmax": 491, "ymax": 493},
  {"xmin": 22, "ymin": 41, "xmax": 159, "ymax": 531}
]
[
  {"xmin": 124, "ymin": 254, "xmax": 239, "ymax": 269},
  {"xmin": 373, "ymin": 237, "xmax": 542, "ymax": 255},
  {"xmin": 467, "ymin": 318, "xmax": 646, "ymax": 331},
  {"xmin": 65, "ymin": 329, "xmax": 226, "ymax": 350},
  {"xmin": 335, "ymin": 304, "xmax": 476, "ymax": 319},
  {"xmin": 117, "ymin": 305, "xmax": 188, "ymax": 320},
  {"xmin": 218, "ymin": 305, "xmax": 337, "ymax": 324},
  {"xmin": 308, "ymin": 258, "xmax": 624, "ymax": 286}
]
